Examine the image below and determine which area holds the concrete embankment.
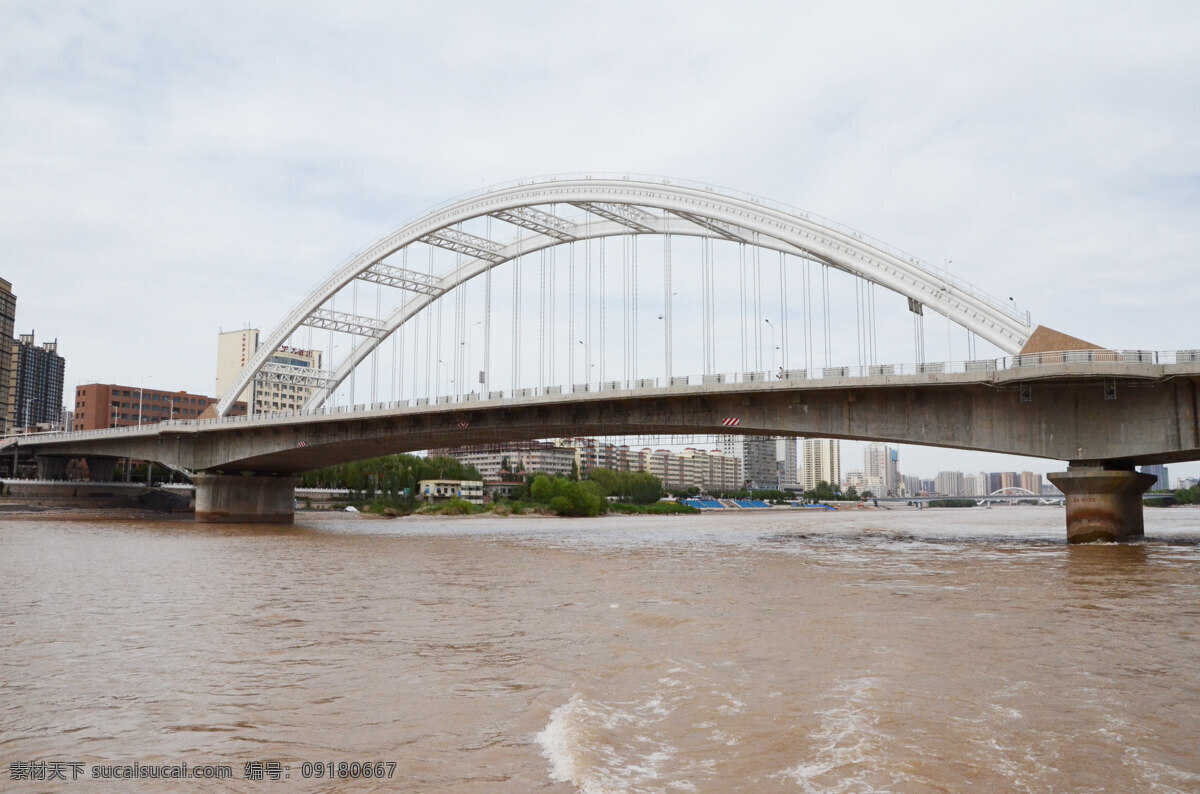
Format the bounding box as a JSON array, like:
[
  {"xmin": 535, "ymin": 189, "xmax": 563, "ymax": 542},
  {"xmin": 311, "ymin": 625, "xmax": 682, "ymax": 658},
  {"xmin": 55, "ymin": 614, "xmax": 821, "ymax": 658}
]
[{"xmin": 0, "ymin": 480, "xmax": 194, "ymax": 514}]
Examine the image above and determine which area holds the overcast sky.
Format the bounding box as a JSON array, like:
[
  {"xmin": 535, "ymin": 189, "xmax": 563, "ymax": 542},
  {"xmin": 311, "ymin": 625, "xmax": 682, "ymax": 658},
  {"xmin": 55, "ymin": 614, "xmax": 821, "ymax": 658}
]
[{"xmin": 3, "ymin": 1, "xmax": 1198, "ymax": 481}]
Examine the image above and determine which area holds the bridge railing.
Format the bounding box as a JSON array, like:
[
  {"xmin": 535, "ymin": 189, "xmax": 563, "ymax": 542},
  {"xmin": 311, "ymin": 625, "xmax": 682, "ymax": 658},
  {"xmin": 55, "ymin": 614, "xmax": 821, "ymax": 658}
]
[{"xmin": 14, "ymin": 349, "xmax": 1193, "ymax": 443}]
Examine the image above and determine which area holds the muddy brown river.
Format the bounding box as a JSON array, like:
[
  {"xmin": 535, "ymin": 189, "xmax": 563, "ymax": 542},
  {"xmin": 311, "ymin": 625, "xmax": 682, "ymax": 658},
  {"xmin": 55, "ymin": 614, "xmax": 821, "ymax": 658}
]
[{"xmin": 2, "ymin": 506, "xmax": 1199, "ymax": 791}]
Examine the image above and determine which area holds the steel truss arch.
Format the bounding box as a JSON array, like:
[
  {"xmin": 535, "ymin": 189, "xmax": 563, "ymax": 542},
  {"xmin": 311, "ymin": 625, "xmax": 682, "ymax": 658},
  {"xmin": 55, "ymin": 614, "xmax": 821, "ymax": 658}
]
[{"xmin": 217, "ymin": 177, "xmax": 1033, "ymax": 416}]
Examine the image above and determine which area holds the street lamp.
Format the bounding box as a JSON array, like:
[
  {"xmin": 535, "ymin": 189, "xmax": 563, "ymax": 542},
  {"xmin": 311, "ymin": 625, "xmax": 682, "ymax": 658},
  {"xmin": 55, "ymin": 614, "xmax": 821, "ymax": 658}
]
[
  {"xmin": 764, "ymin": 318, "xmax": 777, "ymax": 376},
  {"xmin": 138, "ymin": 375, "xmax": 152, "ymax": 425},
  {"xmin": 24, "ymin": 397, "xmax": 39, "ymax": 432}
]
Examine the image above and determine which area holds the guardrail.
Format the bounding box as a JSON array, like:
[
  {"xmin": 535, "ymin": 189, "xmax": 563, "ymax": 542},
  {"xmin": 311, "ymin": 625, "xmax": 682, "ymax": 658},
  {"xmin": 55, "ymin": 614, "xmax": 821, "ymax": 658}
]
[{"xmin": 11, "ymin": 349, "xmax": 1194, "ymax": 445}]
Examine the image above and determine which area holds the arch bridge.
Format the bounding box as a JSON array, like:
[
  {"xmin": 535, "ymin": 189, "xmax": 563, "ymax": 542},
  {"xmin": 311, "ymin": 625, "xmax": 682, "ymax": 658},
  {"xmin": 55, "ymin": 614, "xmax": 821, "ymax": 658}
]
[{"xmin": 12, "ymin": 176, "xmax": 1200, "ymax": 543}]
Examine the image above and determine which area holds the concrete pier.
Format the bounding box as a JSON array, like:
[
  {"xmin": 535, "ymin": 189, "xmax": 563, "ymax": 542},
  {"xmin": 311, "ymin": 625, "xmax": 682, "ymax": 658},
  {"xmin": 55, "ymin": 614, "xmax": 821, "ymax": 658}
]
[
  {"xmin": 85, "ymin": 457, "xmax": 119, "ymax": 482},
  {"xmin": 1047, "ymin": 467, "xmax": 1157, "ymax": 543},
  {"xmin": 35, "ymin": 455, "xmax": 68, "ymax": 480},
  {"xmin": 193, "ymin": 473, "xmax": 298, "ymax": 524}
]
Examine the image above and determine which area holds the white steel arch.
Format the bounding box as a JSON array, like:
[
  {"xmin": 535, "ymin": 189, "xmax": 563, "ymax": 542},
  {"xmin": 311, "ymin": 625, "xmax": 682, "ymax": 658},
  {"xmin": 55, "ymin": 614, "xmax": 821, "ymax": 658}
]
[{"xmin": 217, "ymin": 176, "xmax": 1033, "ymax": 416}]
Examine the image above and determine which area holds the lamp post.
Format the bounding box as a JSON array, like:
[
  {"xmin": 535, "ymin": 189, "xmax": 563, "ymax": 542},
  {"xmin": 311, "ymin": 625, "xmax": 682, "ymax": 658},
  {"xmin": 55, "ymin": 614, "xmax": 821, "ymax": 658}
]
[
  {"xmin": 138, "ymin": 376, "xmax": 152, "ymax": 425},
  {"xmin": 764, "ymin": 318, "xmax": 776, "ymax": 377},
  {"xmin": 24, "ymin": 397, "xmax": 39, "ymax": 432}
]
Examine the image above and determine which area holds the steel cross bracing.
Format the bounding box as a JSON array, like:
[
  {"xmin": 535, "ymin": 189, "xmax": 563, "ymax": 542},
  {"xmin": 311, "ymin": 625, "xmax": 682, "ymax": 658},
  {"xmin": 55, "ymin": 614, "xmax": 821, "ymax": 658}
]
[
  {"xmin": 570, "ymin": 202, "xmax": 657, "ymax": 233},
  {"xmin": 357, "ymin": 262, "xmax": 443, "ymax": 296},
  {"xmin": 214, "ymin": 176, "xmax": 1037, "ymax": 418},
  {"xmin": 255, "ymin": 362, "xmax": 338, "ymax": 388},
  {"xmin": 490, "ymin": 206, "xmax": 575, "ymax": 241},
  {"xmin": 669, "ymin": 209, "xmax": 751, "ymax": 243},
  {"xmin": 302, "ymin": 309, "xmax": 388, "ymax": 338},
  {"xmin": 419, "ymin": 228, "xmax": 505, "ymax": 263}
]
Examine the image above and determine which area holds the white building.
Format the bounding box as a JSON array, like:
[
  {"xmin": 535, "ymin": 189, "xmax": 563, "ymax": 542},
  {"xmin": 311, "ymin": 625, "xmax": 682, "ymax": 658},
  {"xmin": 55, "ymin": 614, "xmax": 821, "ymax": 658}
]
[
  {"xmin": 801, "ymin": 438, "xmax": 841, "ymax": 491},
  {"xmin": 418, "ymin": 479, "xmax": 484, "ymax": 505},
  {"xmin": 216, "ymin": 329, "xmax": 324, "ymax": 415},
  {"xmin": 863, "ymin": 443, "xmax": 900, "ymax": 496}
]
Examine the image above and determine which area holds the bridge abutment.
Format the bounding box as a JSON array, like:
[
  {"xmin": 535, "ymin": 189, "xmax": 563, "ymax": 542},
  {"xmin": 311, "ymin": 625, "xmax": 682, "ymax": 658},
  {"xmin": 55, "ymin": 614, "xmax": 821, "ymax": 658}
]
[
  {"xmin": 193, "ymin": 473, "xmax": 298, "ymax": 524},
  {"xmin": 1048, "ymin": 466, "xmax": 1156, "ymax": 543}
]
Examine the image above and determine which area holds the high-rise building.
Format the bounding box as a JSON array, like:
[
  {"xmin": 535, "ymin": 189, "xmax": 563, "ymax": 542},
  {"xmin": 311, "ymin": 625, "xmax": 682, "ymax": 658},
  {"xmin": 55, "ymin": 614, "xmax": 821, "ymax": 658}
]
[
  {"xmin": 801, "ymin": 438, "xmax": 841, "ymax": 491},
  {"xmin": 935, "ymin": 471, "xmax": 965, "ymax": 497},
  {"xmin": 215, "ymin": 329, "xmax": 259, "ymax": 402},
  {"xmin": 863, "ymin": 443, "xmax": 900, "ymax": 496},
  {"xmin": 718, "ymin": 436, "xmax": 777, "ymax": 490},
  {"xmin": 216, "ymin": 329, "xmax": 324, "ymax": 414},
  {"xmin": 963, "ymin": 473, "xmax": 984, "ymax": 497},
  {"xmin": 0, "ymin": 278, "xmax": 14, "ymax": 432},
  {"xmin": 902, "ymin": 474, "xmax": 923, "ymax": 496},
  {"xmin": 1019, "ymin": 471, "xmax": 1043, "ymax": 494},
  {"xmin": 7, "ymin": 332, "xmax": 65, "ymax": 430},
  {"xmin": 776, "ymin": 437, "xmax": 798, "ymax": 489},
  {"xmin": 1139, "ymin": 464, "xmax": 1169, "ymax": 491}
]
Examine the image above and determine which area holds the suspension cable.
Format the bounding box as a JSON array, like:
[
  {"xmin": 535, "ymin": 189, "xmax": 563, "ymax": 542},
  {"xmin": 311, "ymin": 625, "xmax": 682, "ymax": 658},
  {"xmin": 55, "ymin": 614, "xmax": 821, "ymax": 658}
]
[
  {"xmin": 664, "ymin": 233, "xmax": 672, "ymax": 378},
  {"xmin": 350, "ymin": 279, "xmax": 358, "ymax": 404},
  {"xmin": 738, "ymin": 242, "xmax": 747, "ymax": 373},
  {"xmin": 822, "ymin": 265, "xmax": 831, "ymax": 369},
  {"xmin": 623, "ymin": 235, "xmax": 630, "ymax": 382},
  {"xmin": 631, "ymin": 234, "xmax": 638, "ymax": 381},
  {"xmin": 372, "ymin": 281, "xmax": 380, "ymax": 402},
  {"xmin": 779, "ymin": 252, "xmax": 788, "ymax": 373},
  {"xmin": 512, "ymin": 229, "xmax": 522, "ymax": 390},
  {"xmin": 424, "ymin": 246, "xmax": 433, "ymax": 399},
  {"xmin": 702, "ymin": 238, "xmax": 711, "ymax": 374},
  {"xmin": 754, "ymin": 242, "xmax": 762, "ymax": 371},
  {"xmin": 548, "ymin": 245, "xmax": 556, "ymax": 387},
  {"xmin": 599, "ymin": 236, "xmax": 606, "ymax": 384},
  {"xmin": 585, "ymin": 226, "xmax": 592, "ymax": 384},
  {"xmin": 708, "ymin": 239, "xmax": 717, "ymax": 373},
  {"xmin": 484, "ymin": 217, "xmax": 492, "ymax": 395},
  {"xmin": 569, "ymin": 241, "xmax": 575, "ymax": 384},
  {"xmin": 539, "ymin": 248, "xmax": 546, "ymax": 388},
  {"xmin": 434, "ymin": 252, "xmax": 443, "ymax": 398}
]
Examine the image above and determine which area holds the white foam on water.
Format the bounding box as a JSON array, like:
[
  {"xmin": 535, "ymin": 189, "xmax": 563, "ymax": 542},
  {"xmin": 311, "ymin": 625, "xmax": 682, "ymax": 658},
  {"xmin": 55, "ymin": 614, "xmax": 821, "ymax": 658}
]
[
  {"xmin": 781, "ymin": 676, "xmax": 896, "ymax": 793},
  {"xmin": 536, "ymin": 691, "xmax": 695, "ymax": 794}
]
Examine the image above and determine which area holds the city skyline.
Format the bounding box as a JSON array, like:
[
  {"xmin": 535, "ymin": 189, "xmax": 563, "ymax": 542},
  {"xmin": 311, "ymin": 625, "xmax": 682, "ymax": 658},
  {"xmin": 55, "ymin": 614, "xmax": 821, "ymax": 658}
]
[{"xmin": 4, "ymin": 3, "xmax": 1198, "ymax": 480}]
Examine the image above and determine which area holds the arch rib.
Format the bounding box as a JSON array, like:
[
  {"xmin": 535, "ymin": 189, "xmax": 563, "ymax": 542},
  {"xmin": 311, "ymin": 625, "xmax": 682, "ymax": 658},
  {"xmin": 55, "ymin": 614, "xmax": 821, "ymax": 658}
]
[{"xmin": 216, "ymin": 177, "xmax": 1033, "ymax": 417}]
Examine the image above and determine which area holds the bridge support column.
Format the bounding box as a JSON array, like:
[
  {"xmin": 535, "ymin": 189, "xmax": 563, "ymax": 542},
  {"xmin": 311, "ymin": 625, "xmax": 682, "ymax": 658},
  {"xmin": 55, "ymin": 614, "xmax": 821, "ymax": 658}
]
[
  {"xmin": 193, "ymin": 473, "xmax": 298, "ymax": 524},
  {"xmin": 35, "ymin": 455, "xmax": 69, "ymax": 480},
  {"xmin": 1048, "ymin": 466, "xmax": 1157, "ymax": 543},
  {"xmin": 85, "ymin": 457, "xmax": 118, "ymax": 482}
]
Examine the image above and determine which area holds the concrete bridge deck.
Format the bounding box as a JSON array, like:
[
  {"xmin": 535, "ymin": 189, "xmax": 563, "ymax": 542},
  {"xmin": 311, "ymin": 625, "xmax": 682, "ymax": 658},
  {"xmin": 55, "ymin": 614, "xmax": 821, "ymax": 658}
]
[{"xmin": 8, "ymin": 353, "xmax": 1199, "ymax": 541}]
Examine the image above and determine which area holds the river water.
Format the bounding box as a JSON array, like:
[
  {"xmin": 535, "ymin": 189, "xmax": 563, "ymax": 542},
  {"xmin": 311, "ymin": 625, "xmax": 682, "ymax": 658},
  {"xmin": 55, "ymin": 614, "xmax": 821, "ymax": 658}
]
[{"xmin": 2, "ymin": 506, "xmax": 1199, "ymax": 792}]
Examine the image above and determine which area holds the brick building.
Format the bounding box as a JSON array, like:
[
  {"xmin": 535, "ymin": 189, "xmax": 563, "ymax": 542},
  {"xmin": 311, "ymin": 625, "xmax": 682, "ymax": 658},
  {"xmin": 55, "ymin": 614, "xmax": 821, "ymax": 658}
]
[{"xmin": 72, "ymin": 384, "xmax": 244, "ymax": 430}]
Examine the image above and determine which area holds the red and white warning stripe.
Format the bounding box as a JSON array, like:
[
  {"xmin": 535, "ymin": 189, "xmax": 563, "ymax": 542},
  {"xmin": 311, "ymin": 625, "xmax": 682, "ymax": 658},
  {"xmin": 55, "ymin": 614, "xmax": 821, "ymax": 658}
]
[
  {"xmin": 296, "ymin": 440, "xmax": 308, "ymax": 447},
  {"xmin": 721, "ymin": 417, "xmax": 741, "ymax": 426},
  {"xmin": 457, "ymin": 421, "xmax": 470, "ymax": 429}
]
